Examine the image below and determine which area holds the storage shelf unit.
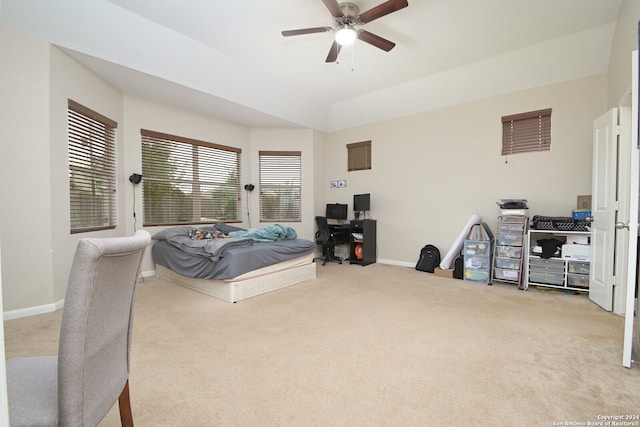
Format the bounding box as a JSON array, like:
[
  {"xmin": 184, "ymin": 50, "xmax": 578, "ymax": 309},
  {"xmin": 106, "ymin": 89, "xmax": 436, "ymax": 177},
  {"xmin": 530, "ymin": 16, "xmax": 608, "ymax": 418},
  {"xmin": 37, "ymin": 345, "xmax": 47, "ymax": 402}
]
[
  {"xmin": 492, "ymin": 215, "xmax": 528, "ymax": 288},
  {"xmin": 524, "ymin": 229, "xmax": 590, "ymax": 291},
  {"xmin": 463, "ymin": 239, "xmax": 492, "ymax": 285}
]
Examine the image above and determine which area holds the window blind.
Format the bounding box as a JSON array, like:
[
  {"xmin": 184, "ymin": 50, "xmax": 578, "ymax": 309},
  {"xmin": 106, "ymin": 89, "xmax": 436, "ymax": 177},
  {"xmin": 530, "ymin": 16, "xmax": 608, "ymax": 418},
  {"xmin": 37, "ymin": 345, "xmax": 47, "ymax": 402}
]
[
  {"xmin": 141, "ymin": 129, "xmax": 242, "ymax": 226},
  {"xmin": 501, "ymin": 108, "xmax": 552, "ymax": 155},
  {"xmin": 347, "ymin": 140, "xmax": 372, "ymax": 171},
  {"xmin": 259, "ymin": 151, "xmax": 302, "ymax": 222},
  {"xmin": 68, "ymin": 100, "xmax": 117, "ymax": 234}
]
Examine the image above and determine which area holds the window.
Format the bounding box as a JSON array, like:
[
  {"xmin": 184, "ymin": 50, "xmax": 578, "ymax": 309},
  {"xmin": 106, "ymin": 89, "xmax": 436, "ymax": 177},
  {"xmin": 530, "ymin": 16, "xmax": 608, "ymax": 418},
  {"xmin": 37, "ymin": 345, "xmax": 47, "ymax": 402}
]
[
  {"xmin": 141, "ymin": 130, "xmax": 242, "ymax": 226},
  {"xmin": 68, "ymin": 100, "xmax": 117, "ymax": 234},
  {"xmin": 347, "ymin": 140, "xmax": 371, "ymax": 171},
  {"xmin": 501, "ymin": 108, "xmax": 552, "ymax": 155},
  {"xmin": 259, "ymin": 151, "xmax": 302, "ymax": 222}
]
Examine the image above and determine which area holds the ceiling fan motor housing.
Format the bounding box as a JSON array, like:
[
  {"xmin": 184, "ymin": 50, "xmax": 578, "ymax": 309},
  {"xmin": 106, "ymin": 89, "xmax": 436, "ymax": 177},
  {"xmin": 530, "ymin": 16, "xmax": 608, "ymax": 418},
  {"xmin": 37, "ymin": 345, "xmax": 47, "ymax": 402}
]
[
  {"xmin": 339, "ymin": 2, "xmax": 360, "ymax": 18},
  {"xmin": 281, "ymin": 0, "xmax": 409, "ymax": 62}
]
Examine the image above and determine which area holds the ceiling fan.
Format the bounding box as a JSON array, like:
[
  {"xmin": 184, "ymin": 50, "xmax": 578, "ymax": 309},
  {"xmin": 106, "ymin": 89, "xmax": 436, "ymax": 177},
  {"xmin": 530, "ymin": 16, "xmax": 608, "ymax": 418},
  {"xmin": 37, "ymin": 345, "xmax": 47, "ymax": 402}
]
[{"xmin": 281, "ymin": 0, "xmax": 409, "ymax": 63}]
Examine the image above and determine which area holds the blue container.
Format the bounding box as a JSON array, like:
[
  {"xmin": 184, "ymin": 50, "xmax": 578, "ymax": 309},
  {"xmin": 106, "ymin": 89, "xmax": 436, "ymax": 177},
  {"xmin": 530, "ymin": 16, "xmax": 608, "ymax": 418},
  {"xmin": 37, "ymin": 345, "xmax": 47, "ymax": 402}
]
[{"xmin": 572, "ymin": 209, "xmax": 591, "ymax": 220}]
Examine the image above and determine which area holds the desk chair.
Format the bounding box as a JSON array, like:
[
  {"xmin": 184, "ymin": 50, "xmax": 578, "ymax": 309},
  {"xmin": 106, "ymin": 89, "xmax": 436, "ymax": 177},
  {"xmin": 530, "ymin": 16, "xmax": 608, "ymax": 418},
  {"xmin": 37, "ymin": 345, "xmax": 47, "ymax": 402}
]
[
  {"xmin": 314, "ymin": 216, "xmax": 342, "ymax": 265},
  {"xmin": 6, "ymin": 230, "xmax": 151, "ymax": 427}
]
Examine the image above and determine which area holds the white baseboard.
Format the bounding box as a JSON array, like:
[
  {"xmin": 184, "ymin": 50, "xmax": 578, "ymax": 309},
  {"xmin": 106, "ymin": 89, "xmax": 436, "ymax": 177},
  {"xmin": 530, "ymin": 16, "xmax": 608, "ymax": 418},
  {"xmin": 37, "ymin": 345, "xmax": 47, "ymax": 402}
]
[
  {"xmin": 141, "ymin": 269, "xmax": 155, "ymax": 278},
  {"xmin": 3, "ymin": 299, "xmax": 64, "ymax": 321},
  {"xmin": 4, "ymin": 271, "xmax": 157, "ymax": 321},
  {"xmin": 378, "ymin": 259, "xmax": 415, "ymax": 268},
  {"xmin": 5, "ymin": 264, "xmax": 419, "ymax": 320}
]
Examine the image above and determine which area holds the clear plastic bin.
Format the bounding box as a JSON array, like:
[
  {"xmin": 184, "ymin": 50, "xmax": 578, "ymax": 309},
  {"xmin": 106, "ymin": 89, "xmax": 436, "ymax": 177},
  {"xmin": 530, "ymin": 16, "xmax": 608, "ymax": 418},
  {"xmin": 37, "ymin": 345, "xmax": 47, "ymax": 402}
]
[
  {"xmin": 495, "ymin": 257, "xmax": 520, "ymax": 269},
  {"xmin": 494, "ymin": 268, "xmax": 520, "ymax": 281},
  {"xmin": 464, "ymin": 241, "xmax": 491, "ymax": 256},
  {"xmin": 567, "ymin": 273, "xmax": 589, "ymax": 288},
  {"xmin": 496, "ymin": 245, "xmax": 522, "ymax": 258},
  {"xmin": 497, "ymin": 223, "xmax": 525, "ymax": 233},
  {"xmin": 464, "ymin": 269, "xmax": 490, "ymax": 283},
  {"xmin": 568, "ymin": 261, "xmax": 590, "ymax": 274},
  {"xmin": 529, "ymin": 271, "xmax": 564, "ymax": 285},
  {"xmin": 465, "ymin": 256, "xmax": 490, "ymax": 270},
  {"xmin": 497, "ymin": 234, "xmax": 523, "ymax": 246}
]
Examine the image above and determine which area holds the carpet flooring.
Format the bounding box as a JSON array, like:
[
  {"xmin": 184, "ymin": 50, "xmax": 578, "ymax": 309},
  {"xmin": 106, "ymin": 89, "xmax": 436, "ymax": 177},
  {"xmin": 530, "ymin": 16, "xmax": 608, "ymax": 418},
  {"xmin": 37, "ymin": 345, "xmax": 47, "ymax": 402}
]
[{"xmin": 4, "ymin": 262, "xmax": 640, "ymax": 426}]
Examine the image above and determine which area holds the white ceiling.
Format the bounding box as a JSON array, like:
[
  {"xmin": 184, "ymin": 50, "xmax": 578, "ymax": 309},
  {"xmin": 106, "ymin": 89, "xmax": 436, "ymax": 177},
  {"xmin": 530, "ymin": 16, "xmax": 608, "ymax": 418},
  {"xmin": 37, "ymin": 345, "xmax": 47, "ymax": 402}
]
[{"xmin": 0, "ymin": 0, "xmax": 623, "ymax": 131}]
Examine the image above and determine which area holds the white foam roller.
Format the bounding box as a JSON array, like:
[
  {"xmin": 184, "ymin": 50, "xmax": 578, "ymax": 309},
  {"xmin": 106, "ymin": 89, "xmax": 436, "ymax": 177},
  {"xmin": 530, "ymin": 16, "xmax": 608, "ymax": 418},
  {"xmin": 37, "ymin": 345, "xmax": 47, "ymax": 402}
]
[{"xmin": 439, "ymin": 214, "xmax": 482, "ymax": 269}]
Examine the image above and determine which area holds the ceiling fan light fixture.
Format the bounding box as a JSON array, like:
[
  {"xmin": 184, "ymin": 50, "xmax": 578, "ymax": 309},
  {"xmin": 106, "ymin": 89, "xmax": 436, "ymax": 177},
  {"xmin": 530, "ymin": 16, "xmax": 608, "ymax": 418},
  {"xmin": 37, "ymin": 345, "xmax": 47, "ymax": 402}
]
[{"xmin": 335, "ymin": 26, "xmax": 357, "ymax": 46}]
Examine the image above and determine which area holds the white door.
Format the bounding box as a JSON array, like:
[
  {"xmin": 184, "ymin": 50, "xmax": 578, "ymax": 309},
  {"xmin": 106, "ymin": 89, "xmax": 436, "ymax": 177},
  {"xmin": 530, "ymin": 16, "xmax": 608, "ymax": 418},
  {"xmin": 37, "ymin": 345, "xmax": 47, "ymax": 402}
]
[
  {"xmin": 0, "ymin": 237, "xmax": 10, "ymax": 426},
  {"xmin": 623, "ymin": 50, "xmax": 639, "ymax": 368},
  {"xmin": 590, "ymin": 109, "xmax": 618, "ymax": 311}
]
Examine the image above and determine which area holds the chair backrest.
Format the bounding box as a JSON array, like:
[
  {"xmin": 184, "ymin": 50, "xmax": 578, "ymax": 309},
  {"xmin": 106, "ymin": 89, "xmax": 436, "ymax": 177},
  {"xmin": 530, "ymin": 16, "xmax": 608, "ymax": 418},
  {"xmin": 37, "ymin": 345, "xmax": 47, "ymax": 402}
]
[
  {"xmin": 57, "ymin": 230, "xmax": 150, "ymax": 426},
  {"xmin": 315, "ymin": 216, "xmax": 331, "ymax": 243}
]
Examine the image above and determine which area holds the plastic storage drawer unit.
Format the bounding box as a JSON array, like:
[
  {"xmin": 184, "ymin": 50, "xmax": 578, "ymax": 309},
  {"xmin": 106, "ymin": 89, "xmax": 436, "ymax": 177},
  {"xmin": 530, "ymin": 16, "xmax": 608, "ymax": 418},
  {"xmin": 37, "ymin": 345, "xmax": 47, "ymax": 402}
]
[
  {"xmin": 567, "ymin": 273, "xmax": 589, "ymax": 288},
  {"xmin": 464, "ymin": 239, "xmax": 492, "ymax": 285}
]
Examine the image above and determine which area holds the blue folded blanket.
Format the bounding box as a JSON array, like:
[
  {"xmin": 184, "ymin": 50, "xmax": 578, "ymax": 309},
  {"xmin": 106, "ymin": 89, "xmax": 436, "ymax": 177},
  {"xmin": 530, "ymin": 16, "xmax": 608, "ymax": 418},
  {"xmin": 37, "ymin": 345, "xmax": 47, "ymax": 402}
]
[{"xmin": 228, "ymin": 224, "xmax": 298, "ymax": 242}]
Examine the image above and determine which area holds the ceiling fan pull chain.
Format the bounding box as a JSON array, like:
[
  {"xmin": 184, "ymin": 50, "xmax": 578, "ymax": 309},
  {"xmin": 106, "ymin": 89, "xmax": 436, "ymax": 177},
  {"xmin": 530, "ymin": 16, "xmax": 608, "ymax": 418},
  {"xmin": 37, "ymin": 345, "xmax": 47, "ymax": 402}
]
[{"xmin": 350, "ymin": 44, "xmax": 355, "ymax": 72}]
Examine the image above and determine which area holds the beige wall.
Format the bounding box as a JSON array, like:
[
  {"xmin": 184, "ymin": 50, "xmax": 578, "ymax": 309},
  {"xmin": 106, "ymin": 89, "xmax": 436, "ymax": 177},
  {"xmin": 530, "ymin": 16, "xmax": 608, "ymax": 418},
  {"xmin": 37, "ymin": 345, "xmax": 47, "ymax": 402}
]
[
  {"xmin": 322, "ymin": 75, "xmax": 607, "ymax": 265},
  {"xmin": 607, "ymin": 0, "xmax": 640, "ymax": 107},
  {"xmin": 0, "ymin": 28, "xmax": 127, "ymax": 313},
  {"xmin": 49, "ymin": 46, "xmax": 125, "ymax": 302},
  {"xmin": 1, "ymin": 0, "xmax": 638, "ymax": 313},
  {"xmin": 0, "ymin": 29, "xmax": 55, "ymax": 310}
]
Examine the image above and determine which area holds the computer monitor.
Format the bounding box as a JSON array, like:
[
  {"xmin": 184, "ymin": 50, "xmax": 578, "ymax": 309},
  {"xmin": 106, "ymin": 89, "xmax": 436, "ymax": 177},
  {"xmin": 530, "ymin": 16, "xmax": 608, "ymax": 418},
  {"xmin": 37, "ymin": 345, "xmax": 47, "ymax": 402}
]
[
  {"xmin": 326, "ymin": 203, "xmax": 348, "ymax": 221},
  {"xmin": 353, "ymin": 193, "xmax": 370, "ymax": 212}
]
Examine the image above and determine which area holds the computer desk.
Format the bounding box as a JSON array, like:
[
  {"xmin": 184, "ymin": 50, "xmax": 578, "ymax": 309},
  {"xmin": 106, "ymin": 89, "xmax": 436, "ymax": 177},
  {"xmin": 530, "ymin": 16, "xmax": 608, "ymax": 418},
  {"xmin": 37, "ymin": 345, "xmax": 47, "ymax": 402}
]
[
  {"xmin": 329, "ymin": 220, "xmax": 377, "ymax": 266},
  {"xmin": 327, "ymin": 223, "xmax": 351, "ymax": 246}
]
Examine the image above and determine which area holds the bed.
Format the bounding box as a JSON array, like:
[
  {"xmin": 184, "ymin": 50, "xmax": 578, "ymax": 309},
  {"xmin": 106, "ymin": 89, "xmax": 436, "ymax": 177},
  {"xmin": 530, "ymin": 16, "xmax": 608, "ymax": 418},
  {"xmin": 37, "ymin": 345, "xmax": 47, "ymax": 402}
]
[{"xmin": 152, "ymin": 224, "xmax": 317, "ymax": 302}]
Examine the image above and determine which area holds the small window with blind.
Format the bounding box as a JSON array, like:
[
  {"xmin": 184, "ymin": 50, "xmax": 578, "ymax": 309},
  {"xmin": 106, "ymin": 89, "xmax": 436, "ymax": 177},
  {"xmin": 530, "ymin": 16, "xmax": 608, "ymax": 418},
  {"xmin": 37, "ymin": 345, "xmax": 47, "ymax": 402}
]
[
  {"xmin": 259, "ymin": 151, "xmax": 302, "ymax": 222},
  {"xmin": 347, "ymin": 140, "xmax": 371, "ymax": 171},
  {"xmin": 141, "ymin": 130, "xmax": 242, "ymax": 226},
  {"xmin": 68, "ymin": 100, "xmax": 117, "ymax": 234},
  {"xmin": 501, "ymin": 108, "xmax": 552, "ymax": 156}
]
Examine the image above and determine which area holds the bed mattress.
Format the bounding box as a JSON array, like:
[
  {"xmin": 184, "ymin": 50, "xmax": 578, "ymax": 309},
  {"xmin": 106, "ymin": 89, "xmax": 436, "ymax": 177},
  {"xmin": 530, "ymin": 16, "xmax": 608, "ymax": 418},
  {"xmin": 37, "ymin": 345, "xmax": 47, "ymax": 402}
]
[
  {"xmin": 155, "ymin": 254, "xmax": 316, "ymax": 303},
  {"xmin": 152, "ymin": 238, "xmax": 316, "ymax": 280}
]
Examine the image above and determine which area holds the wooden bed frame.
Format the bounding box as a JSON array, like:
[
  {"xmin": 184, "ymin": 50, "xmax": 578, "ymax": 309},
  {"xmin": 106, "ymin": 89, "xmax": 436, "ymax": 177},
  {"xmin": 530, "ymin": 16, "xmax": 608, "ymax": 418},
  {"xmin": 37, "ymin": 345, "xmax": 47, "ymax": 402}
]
[{"xmin": 155, "ymin": 253, "xmax": 316, "ymax": 303}]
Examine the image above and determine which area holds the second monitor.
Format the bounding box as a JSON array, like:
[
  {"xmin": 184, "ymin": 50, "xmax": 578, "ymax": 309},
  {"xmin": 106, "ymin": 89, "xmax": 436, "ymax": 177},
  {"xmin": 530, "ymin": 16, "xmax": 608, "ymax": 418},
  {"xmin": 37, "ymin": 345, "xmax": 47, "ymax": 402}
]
[{"xmin": 353, "ymin": 193, "xmax": 370, "ymax": 213}]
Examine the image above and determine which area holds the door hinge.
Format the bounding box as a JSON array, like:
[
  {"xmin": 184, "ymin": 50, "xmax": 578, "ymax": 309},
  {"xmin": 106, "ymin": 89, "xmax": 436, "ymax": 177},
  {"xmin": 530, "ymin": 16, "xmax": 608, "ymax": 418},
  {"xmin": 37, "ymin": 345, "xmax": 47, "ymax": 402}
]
[{"xmin": 614, "ymin": 125, "xmax": 622, "ymax": 135}]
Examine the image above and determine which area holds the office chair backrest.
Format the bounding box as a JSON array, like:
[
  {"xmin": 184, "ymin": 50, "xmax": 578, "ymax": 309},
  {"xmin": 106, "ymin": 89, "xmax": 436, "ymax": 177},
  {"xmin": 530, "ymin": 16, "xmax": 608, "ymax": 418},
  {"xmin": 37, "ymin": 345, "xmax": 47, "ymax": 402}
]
[
  {"xmin": 58, "ymin": 230, "xmax": 150, "ymax": 426},
  {"xmin": 315, "ymin": 216, "xmax": 331, "ymax": 243}
]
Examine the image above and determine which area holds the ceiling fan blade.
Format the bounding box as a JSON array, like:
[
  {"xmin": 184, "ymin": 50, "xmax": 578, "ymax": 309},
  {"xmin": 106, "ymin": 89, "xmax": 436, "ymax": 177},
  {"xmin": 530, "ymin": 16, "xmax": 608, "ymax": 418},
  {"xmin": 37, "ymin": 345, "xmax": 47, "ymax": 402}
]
[
  {"xmin": 282, "ymin": 27, "xmax": 331, "ymax": 37},
  {"xmin": 325, "ymin": 41, "xmax": 342, "ymax": 62},
  {"xmin": 322, "ymin": 0, "xmax": 344, "ymax": 18},
  {"xmin": 358, "ymin": 0, "xmax": 408, "ymax": 24},
  {"xmin": 357, "ymin": 30, "xmax": 396, "ymax": 52}
]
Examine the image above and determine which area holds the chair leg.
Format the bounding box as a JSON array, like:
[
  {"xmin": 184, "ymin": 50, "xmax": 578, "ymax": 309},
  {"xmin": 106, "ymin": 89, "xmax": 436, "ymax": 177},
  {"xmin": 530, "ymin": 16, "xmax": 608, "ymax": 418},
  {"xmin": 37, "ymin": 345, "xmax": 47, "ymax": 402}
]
[{"xmin": 118, "ymin": 379, "xmax": 134, "ymax": 427}]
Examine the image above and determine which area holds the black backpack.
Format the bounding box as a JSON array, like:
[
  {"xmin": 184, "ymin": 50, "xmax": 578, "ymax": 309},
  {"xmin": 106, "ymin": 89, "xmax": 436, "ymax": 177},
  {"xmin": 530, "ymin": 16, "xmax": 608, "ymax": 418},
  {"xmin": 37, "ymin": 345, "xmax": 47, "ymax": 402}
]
[
  {"xmin": 453, "ymin": 252, "xmax": 464, "ymax": 279},
  {"xmin": 415, "ymin": 244, "xmax": 441, "ymax": 273}
]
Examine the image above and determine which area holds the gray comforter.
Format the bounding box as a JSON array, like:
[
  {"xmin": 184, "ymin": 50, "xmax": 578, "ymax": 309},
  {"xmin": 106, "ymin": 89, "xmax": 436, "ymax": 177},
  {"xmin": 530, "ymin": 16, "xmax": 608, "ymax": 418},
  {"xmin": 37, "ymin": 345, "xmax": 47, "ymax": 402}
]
[
  {"xmin": 152, "ymin": 226, "xmax": 253, "ymax": 262},
  {"xmin": 151, "ymin": 224, "xmax": 316, "ymax": 279}
]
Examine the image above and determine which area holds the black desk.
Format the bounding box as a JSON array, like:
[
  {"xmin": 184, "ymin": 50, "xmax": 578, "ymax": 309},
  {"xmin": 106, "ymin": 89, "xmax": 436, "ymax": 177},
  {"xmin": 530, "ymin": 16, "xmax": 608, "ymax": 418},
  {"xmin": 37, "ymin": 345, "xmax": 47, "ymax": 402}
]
[
  {"xmin": 327, "ymin": 221, "xmax": 377, "ymax": 265},
  {"xmin": 328, "ymin": 223, "xmax": 351, "ymax": 245}
]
